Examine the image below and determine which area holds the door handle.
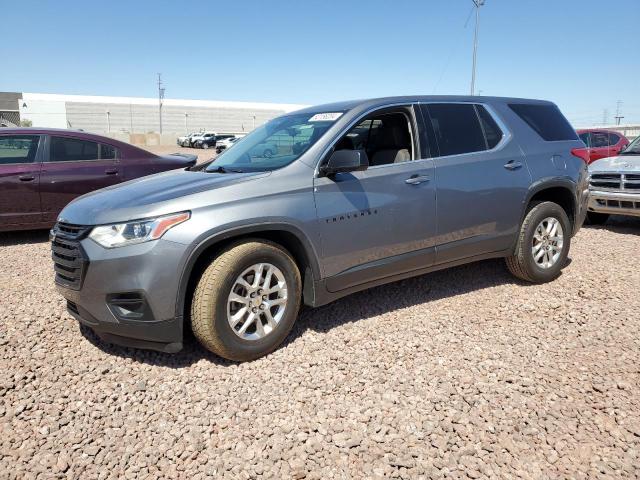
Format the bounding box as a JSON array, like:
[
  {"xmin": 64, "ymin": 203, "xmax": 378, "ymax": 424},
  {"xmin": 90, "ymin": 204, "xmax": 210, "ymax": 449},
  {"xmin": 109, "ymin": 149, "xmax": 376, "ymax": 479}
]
[
  {"xmin": 504, "ymin": 161, "xmax": 523, "ymax": 171},
  {"xmin": 19, "ymin": 175, "xmax": 35, "ymax": 182},
  {"xmin": 104, "ymin": 169, "xmax": 118, "ymax": 175},
  {"xmin": 405, "ymin": 174, "xmax": 431, "ymax": 185}
]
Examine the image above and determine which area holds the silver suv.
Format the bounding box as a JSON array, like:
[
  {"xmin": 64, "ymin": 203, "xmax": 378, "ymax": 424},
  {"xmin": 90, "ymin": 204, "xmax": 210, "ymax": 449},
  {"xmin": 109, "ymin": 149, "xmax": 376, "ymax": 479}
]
[{"xmin": 52, "ymin": 96, "xmax": 589, "ymax": 361}]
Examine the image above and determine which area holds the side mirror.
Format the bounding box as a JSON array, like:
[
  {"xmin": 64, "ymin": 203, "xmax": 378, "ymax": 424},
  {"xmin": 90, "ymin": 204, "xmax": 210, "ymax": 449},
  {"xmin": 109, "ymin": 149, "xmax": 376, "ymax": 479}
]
[{"xmin": 320, "ymin": 149, "xmax": 369, "ymax": 177}]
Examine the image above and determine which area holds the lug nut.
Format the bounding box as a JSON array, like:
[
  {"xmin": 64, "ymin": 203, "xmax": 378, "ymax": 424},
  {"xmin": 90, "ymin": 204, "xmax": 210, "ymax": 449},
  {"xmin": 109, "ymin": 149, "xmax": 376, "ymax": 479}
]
[
  {"xmin": 262, "ymin": 295, "xmax": 267, "ymax": 301},
  {"xmin": 252, "ymin": 307, "xmax": 257, "ymax": 313},
  {"xmin": 250, "ymin": 292, "xmax": 256, "ymax": 298},
  {"xmin": 260, "ymin": 304, "xmax": 265, "ymax": 310},
  {"xmin": 258, "ymin": 289, "xmax": 263, "ymax": 295}
]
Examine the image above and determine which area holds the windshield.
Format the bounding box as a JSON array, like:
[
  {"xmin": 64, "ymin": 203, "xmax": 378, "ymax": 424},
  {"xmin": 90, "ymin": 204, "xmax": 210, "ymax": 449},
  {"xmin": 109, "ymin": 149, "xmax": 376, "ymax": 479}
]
[
  {"xmin": 622, "ymin": 135, "xmax": 640, "ymax": 154},
  {"xmin": 205, "ymin": 112, "xmax": 343, "ymax": 173}
]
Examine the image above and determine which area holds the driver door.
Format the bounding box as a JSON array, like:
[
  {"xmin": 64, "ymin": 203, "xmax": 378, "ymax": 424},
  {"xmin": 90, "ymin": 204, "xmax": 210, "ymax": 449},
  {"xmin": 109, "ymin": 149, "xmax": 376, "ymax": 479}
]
[{"xmin": 313, "ymin": 105, "xmax": 437, "ymax": 293}]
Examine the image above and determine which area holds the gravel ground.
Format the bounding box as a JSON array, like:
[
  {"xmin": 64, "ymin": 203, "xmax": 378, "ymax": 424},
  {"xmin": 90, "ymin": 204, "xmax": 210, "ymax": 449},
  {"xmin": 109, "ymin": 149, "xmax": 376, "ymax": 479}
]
[{"xmin": 1, "ymin": 218, "xmax": 639, "ymax": 479}]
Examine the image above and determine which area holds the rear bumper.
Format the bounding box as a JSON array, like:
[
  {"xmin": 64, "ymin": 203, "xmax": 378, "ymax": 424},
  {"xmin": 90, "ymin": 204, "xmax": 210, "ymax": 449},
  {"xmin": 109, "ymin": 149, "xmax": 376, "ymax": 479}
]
[{"xmin": 588, "ymin": 190, "xmax": 640, "ymax": 217}]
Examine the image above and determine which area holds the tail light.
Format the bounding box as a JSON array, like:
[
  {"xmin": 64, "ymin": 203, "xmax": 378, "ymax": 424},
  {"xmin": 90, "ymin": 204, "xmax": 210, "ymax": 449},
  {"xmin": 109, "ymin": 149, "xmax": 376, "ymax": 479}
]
[{"xmin": 571, "ymin": 148, "xmax": 590, "ymax": 164}]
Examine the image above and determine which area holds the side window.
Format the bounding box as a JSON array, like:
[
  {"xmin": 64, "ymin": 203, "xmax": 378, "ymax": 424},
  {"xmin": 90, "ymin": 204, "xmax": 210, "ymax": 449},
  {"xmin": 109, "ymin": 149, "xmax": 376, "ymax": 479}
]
[
  {"xmin": 334, "ymin": 111, "xmax": 414, "ymax": 166},
  {"xmin": 100, "ymin": 144, "xmax": 118, "ymax": 160},
  {"xmin": 0, "ymin": 135, "xmax": 40, "ymax": 164},
  {"xmin": 608, "ymin": 133, "xmax": 620, "ymax": 146},
  {"xmin": 591, "ymin": 132, "xmax": 609, "ymax": 148},
  {"xmin": 579, "ymin": 132, "xmax": 591, "ymax": 147},
  {"xmin": 425, "ymin": 104, "xmax": 486, "ymax": 156},
  {"xmin": 476, "ymin": 106, "xmax": 503, "ymax": 149},
  {"xmin": 508, "ymin": 103, "xmax": 577, "ymax": 141},
  {"xmin": 50, "ymin": 137, "xmax": 99, "ymax": 162}
]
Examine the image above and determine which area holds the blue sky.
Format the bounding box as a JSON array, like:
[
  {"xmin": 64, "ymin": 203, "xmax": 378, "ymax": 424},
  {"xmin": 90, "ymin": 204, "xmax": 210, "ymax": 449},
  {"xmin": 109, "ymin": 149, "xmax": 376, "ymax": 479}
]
[{"xmin": 2, "ymin": 0, "xmax": 639, "ymax": 124}]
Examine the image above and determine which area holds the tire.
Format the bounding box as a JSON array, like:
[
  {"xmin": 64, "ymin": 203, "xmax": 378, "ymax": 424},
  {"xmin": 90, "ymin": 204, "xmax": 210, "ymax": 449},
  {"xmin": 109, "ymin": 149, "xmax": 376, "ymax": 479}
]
[
  {"xmin": 191, "ymin": 240, "xmax": 302, "ymax": 361},
  {"xmin": 202, "ymin": 143, "xmax": 209, "ymax": 149},
  {"xmin": 585, "ymin": 212, "xmax": 609, "ymax": 225},
  {"xmin": 263, "ymin": 149, "xmax": 273, "ymax": 158},
  {"xmin": 506, "ymin": 201, "xmax": 571, "ymax": 283}
]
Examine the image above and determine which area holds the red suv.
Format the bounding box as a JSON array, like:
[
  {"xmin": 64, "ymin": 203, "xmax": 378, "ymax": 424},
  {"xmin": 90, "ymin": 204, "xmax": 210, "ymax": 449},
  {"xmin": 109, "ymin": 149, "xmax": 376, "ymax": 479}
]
[{"xmin": 576, "ymin": 128, "xmax": 629, "ymax": 164}]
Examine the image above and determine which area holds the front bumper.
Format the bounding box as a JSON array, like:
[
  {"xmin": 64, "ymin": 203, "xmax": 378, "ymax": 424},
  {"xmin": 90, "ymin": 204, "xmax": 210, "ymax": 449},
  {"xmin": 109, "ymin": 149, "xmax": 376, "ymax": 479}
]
[
  {"xmin": 588, "ymin": 190, "xmax": 640, "ymax": 217},
  {"xmin": 54, "ymin": 236, "xmax": 188, "ymax": 353}
]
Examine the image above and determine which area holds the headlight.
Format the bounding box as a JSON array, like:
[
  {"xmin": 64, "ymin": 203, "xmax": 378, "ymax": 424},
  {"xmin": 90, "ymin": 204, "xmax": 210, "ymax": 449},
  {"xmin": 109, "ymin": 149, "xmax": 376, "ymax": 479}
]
[{"xmin": 89, "ymin": 212, "xmax": 190, "ymax": 248}]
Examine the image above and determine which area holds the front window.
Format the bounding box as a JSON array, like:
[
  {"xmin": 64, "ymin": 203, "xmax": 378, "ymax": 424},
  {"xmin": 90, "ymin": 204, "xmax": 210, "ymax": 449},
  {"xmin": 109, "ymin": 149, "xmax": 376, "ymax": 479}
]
[{"xmin": 205, "ymin": 112, "xmax": 342, "ymax": 173}]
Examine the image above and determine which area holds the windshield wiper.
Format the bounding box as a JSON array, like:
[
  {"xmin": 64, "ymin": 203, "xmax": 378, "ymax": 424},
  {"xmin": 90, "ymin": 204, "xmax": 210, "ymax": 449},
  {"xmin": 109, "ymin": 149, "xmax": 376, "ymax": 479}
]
[{"xmin": 210, "ymin": 166, "xmax": 245, "ymax": 174}]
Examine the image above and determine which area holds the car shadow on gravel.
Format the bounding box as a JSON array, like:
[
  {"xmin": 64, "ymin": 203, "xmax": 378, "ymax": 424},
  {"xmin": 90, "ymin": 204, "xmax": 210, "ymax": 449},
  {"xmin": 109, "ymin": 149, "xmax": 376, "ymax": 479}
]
[
  {"xmin": 80, "ymin": 257, "xmax": 538, "ymax": 367},
  {"xmin": 584, "ymin": 215, "xmax": 640, "ymax": 235},
  {"xmin": 0, "ymin": 229, "xmax": 50, "ymax": 246}
]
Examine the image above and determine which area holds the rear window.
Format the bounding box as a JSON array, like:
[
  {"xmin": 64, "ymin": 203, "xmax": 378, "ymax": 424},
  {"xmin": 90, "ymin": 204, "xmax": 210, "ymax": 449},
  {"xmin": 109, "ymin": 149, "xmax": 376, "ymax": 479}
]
[{"xmin": 509, "ymin": 103, "xmax": 577, "ymax": 141}]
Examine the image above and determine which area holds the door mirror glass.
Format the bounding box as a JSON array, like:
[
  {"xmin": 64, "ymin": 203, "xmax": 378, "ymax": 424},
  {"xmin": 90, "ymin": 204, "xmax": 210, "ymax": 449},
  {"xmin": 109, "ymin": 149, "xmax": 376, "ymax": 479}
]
[{"xmin": 321, "ymin": 149, "xmax": 369, "ymax": 177}]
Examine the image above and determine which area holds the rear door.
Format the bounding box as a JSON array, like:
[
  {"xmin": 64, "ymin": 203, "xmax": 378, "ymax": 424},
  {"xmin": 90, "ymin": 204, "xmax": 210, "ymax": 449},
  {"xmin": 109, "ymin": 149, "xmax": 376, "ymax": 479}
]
[
  {"xmin": 40, "ymin": 135, "xmax": 121, "ymax": 223},
  {"xmin": 0, "ymin": 134, "xmax": 43, "ymax": 228},
  {"xmin": 420, "ymin": 103, "xmax": 531, "ymax": 264}
]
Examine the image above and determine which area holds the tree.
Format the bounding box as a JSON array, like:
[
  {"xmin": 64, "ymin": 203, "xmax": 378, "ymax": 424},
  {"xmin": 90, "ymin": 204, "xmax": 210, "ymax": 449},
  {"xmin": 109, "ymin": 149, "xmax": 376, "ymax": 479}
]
[{"xmin": 20, "ymin": 119, "xmax": 32, "ymax": 127}]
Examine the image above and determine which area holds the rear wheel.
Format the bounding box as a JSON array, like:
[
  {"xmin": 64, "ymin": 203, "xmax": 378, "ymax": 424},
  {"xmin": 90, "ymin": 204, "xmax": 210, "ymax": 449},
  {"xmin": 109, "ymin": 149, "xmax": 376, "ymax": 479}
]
[
  {"xmin": 585, "ymin": 212, "xmax": 609, "ymax": 225},
  {"xmin": 506, "ymin": 201, "xmax": 571, "ymax": 283},
  {"xmin": 191, "ymin": 240, "xmax": 302, "ymax": 361}
]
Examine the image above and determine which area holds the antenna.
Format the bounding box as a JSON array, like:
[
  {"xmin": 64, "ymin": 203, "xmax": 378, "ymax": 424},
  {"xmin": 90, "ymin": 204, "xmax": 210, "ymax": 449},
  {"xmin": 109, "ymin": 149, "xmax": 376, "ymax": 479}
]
[{"xmin": 470, "ymin": 0, "xmax": 485, "ymax": 95}]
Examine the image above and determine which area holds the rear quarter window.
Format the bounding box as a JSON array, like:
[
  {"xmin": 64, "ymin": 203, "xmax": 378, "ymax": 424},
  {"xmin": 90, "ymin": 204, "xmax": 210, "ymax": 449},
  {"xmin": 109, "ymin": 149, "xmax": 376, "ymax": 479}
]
[{"xmin": 509, "ymin": 103, "xmax": 577, "ymax": 142}]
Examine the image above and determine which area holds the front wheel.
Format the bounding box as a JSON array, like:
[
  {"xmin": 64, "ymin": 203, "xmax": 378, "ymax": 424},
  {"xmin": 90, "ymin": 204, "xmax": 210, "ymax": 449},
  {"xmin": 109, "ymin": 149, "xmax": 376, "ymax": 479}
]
[
  {"xmin": 506, "ymin": 201, "xmax": 571, "ymax": 283},
  {"xmin": 202, "ymin": 143, "xmax": 209, "ymax": 149},
  {"xmin": 191, "ymin": 240, "xmax": 302, "ymax": 361}
]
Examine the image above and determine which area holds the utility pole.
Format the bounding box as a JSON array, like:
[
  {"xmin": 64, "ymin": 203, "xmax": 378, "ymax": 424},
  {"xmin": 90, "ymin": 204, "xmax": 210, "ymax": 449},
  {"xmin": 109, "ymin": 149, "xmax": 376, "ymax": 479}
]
[
  {"xmin": 470, "ymin": 0, "xmax": 485, "ymax": 96},
  {"xmin": 157, "ymin": 73, "xmax": 165, "ymax": 134},
  {"xmin": 106, "ymin": 111, "xmax": 111, "ymax": 133},
  {"xmin": 252, "ymin": 115, "xmax": 256, "ymax": 130},
  {"xmin": 184, "ymin": 112, "xmax": 189, "ymax": 132},
  {"xmin": 614, "ymin": 100, "xmax": 624, "ymax": 125}
]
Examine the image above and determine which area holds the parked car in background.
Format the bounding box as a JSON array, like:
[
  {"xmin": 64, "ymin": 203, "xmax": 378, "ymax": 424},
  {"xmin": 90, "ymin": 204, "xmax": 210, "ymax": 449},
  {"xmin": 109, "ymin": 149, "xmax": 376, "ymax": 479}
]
[
  {"xmin": 188, "ymin": 131, "xmax": 212, "ymax": 148},
  {"xmin": 195, "ymin": 134, "xmax": 236, "ymax": 150},
  {"xmin": 587, "ymin": 134, "xmax": 640, "ymax": 224},
  {"xmin": 0, "ymin": 128, "xmax": 197, "ymax": 232},
  {"xmin": 52, "ymin": 96, "xmax": 588, "ymax": 361},
  {"xmin": 215, "ymin": 137, "xmax": 239, "ymax": 153},
  {"xmin": 177, "ymin": 132, "xmax": 200, "ymax": 147},
  {"xmin": 249, "ymin": 140, "xmax": 278, "ymax": 157},
  {"xmin": 192, "ymin": 132, "xmax": 217, "ymax": 149},
  {"xmin": 577, "ymin": 128, "xmax": 629, "ymax": 164}
]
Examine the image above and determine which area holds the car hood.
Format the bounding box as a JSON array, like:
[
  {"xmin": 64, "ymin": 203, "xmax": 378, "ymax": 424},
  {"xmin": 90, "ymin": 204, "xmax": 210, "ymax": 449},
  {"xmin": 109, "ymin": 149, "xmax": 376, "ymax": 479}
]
[
  {"xmin": 589, "ymin": 154, "xmax": 640, "ymax": 172},
  {"xmin": 58, "ymin": 168, "xmax": 270, "ymax": 225}
]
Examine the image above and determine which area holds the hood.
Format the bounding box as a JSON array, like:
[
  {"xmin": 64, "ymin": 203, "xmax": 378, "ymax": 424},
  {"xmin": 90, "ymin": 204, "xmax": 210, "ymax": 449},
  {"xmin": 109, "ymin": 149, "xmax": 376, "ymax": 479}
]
[
  {"xmin": 589, "ymin": 154, "xmax": 640, "ymax": 173},
  {"xmin": 58, "ymin": 168, "xmax": 270, "ymax": 225}
]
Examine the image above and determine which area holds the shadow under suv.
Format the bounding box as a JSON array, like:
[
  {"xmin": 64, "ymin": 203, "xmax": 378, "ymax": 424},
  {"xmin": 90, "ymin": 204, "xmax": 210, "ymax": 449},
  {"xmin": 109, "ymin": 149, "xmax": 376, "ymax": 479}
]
[{"xmin": 52, "ymin": 96, "xmax": 589, "ymax": 361}]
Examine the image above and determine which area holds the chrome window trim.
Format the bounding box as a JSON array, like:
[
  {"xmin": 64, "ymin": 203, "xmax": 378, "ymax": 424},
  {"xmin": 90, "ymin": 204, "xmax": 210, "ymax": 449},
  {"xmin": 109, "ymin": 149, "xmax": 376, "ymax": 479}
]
[{"xmin": 315, "ymin": 101, "xmax": 512, "ymax": 177}]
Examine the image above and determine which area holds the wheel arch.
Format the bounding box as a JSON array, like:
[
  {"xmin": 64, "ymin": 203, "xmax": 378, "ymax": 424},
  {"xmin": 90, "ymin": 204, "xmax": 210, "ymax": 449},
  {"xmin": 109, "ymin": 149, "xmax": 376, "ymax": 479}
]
[
  {"xmin": 522, "ymin": 179, "xmax": 578, "ymax": 232},
  {"xmin": 176, "ymin": 223, "xmax": 321, "ymax": 323}
]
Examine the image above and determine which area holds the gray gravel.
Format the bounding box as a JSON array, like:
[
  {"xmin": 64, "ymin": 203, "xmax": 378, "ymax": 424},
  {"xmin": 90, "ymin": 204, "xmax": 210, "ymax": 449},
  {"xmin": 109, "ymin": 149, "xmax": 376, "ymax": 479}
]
[{"xmin": 1, "ymin": 217, "xmax": 640, "ymax": 479}]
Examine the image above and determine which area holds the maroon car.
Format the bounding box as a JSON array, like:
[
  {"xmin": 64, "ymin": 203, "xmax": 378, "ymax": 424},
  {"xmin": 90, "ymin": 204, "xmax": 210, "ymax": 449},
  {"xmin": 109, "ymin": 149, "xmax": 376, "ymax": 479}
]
[{"xmin": 0, "ymin": 128, "xmax": 197, "ymax": 231}]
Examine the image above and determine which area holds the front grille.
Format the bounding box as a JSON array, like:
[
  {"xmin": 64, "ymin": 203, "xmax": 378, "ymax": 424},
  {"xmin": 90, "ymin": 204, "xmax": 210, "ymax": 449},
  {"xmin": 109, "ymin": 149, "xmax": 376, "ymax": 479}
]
[
  {"xmin": 594, "ymin": 199, "xmax": 640, "ymax": 210},
  {"xmin": 590, "ymin": 173, "xmax": 622, "ymax": 190},
  {"xmin": 51, "ymin": 222, "xmax": 91, "ymax": 290},
  {"xmin": 590, "ymin": 173, "xmax": 640, "ymax": 192}
]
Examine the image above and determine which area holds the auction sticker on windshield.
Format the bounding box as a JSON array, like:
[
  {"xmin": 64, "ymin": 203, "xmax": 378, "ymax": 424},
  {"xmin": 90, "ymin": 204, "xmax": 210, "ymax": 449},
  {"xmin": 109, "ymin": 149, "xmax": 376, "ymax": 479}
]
[{"xmin": 309, "ymin": 112, "xmax": 343, "ymax": 122}]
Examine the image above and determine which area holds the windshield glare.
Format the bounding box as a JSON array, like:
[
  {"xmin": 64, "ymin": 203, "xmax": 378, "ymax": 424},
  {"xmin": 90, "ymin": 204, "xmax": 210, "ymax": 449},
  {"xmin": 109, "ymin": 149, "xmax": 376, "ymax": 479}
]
[{"xmin": 205, "ymin": 112, "xmax": 342, "ymax": 172}]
